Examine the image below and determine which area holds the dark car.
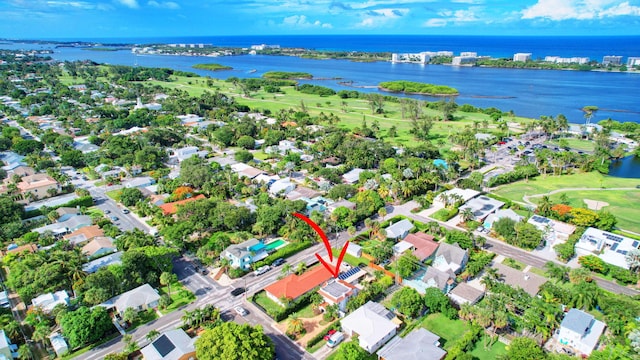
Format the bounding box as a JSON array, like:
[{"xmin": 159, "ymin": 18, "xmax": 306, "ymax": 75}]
[
  {"xmin": 231, "ymin": 287, "xmax": 246, "ymax": 297},
  {"xmin": 272, "ymin": 258, "xmax": 285, "ymax": 266}
]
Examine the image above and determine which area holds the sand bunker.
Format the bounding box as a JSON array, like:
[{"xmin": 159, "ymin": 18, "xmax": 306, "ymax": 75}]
[{"xmin": 584, "ymin": 199, "xmax": 609, "ymax": 210}]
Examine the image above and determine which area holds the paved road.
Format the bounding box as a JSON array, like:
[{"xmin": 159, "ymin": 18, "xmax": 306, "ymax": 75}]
[{"xmin": 389, "ymin": 201, "xmax": 640, "ymax": 297}]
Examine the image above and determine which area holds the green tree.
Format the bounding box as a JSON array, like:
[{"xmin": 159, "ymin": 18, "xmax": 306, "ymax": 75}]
[
  {"xmin": 423, "ymin": 287, "xmax": 453, "ymax": 315},
  {"xmin": 396, "ymin": 253, "xmax": 420, "ymax": 279},
  {"xmin": 60, "ymin": 306, "xmax": 113, "ymax": 349},
  {"xmin": 195, "ymin": 322, "xmax": 275, "ymax": 360},
  {"xmin": 286, "ymin": 314, "xmax": 304, "ymax": 336},
  {"xmin": 499, "ymin": 337, "xmax": 546, "ymax": 360},
  {"xmin": 122, "ymin": 307, "xmax": 139, "ymax": 324},
  {"xmin": 119, "ymin": 187, "xmax": 144, "ymax": 207},
  {"xmin": 390, "ymin": 287, "xmax": 423, "ymax": 319},
  {"xmin": 234, "ymin": 149, "xmax": 254, "ymax": 163},
  {"xmin": 333, "ymin": 340, "xmax": 376, "ymax": 360},
  {"xmin": 160, "ymin": 271, "xmax": 178, "ymax": 297},
  {"xmin": 236, "ymin": 135, "xmax": 255, "ymax": 150},
  {"xmin": 146, "ymin": 329, "xmax": 160, "ymax": 342},
  {"xmin": 60, "ymin": 149, "xmax": 85, "ymax": 167}
]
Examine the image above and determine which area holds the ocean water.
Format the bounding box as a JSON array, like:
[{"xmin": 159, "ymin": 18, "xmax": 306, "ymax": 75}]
[{"xmin": 3, "ymin": 35, "xmax": 640, "ymax": 123}]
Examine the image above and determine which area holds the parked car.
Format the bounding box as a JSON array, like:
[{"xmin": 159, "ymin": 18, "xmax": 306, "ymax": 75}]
[
  {"xmin": 498, "ymin": 141, "xmax": 506, "ymax": 145},
  {"xmin": 122, "ymin": 209, "xmax": 130, "ymax": 214},
  {"xmin": 231, "ymin": 287, "xmax": 246, "ymax": 297},
  {"xmin": 234, "ymin": 306, "xmax": 248, "ymax": 316},
  {"xmin": 110, "ymin": 216, "xmax": 119, "ymax": 221},
  {"xmin": 104, "ymin": 210, "xmax": 111, "ymax": 214},
  {"xmin": 327, "ymin": 332, "xmax": 344, "ymax": 348},
  {"xmin": 254, "ymin": 265, "xmax": 271, "ymax": 276},
  {"xmin": 272, "ymin": 258, "xmax": 285, "ymax": 266},
  {"xmin": 323, "ymin": 329, "xmax": 337, "ymax": 341}
]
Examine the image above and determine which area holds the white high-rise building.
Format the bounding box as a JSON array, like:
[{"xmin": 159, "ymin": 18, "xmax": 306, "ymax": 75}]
[{"xmin": 513, "ymin": 53, "xmax": 532, "ymax": 62}]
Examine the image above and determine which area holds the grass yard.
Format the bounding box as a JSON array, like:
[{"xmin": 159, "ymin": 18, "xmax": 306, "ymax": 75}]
[
  {"xmin": 546, "ymin": 138, "xmax": 595, "ymax": 152},
  {"xmin": 418, "ymin": 313, "xmax": 469, "ymax": 350},
  {"xmin": 502, "ymin": 258, "xmax": 525, "ymax": 270},
  {"xmin": 294, "ymin": 302, "xmax": 317, "ymax": 319},
  {"xmin": 528, "ymin": 267, "xmax": 548, "ymax": 277},
  {"xmin": 253, "ymin": 291, "xmax": 284, "ymax": 317},
  {"xmin": 141, "ymin": 75, "xmax": 535, "ymax": 147},
  {"xmin": 106, "ymin": 189, "xmax": 122, "ymax": 202},
  {"xmin": 332, "ymin": 249, "xmax": 368, "ymax": 267},
  {"xmin": 470, "ymin": 335, "xmax": 508, "ymax": 359},
  {"xmin": 127, "ymin": 308, "xmax": 158, "ymax": 332},
  {"xmin": 159, "ymin": 282, "xmax": 196, "ymax": 314}
]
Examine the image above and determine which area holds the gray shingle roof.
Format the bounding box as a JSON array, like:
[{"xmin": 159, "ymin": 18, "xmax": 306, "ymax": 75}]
[{"xmin": 561, "ymin": 309, "xmax": 594, "ymax": 336}]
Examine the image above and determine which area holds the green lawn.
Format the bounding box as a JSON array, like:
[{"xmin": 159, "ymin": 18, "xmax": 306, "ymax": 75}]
[
  {"xmin": 106, "ymin": 189, "xmax": 122, "ymax": 202},
  {"xmin": 60, "ymin": 332, "xmax": 120, "ymax": 360},
  {"xmin": 254, "ymin": 291, "xmax": 284, "ymax": 316},
  {"xmin": 159, "ymin": 282, "xmax": 196, "ymax": 314},
  {"xmin": 332, "ymin": 248, "xmax": 368, "ymax": 267},
  {"xmin": 418, "ymin": 313, "xmax": 469, "ymax": 350},
  {"xmin": 528, "ymin": 267, "xmax": 548, "ymax": 277},
  {"xmin": 502, "ymin": 258, "xmax": 525, "ymax": 270},
  {"xmin": 142, "ymin": 75, "xmax": 535, "ymax": 147},
  {"xmin": 294, "ymin": 302, "xmax": 317, "ymax": 319},
  {"xmin": 470, "ymin": 335, "xmax": 508, "ymax": 359},
  {"xmin": 127, "ymin": 309, "xmax": 158, "ymax": 332},
  {"xmin": 546, "ymin": 138, "xmax": 595, "ymax": 152}
]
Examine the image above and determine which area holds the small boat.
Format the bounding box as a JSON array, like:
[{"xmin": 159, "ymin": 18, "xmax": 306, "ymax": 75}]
[{"xmin": 248, "ymin": 69, "xmax": 257, "ymax": 73}]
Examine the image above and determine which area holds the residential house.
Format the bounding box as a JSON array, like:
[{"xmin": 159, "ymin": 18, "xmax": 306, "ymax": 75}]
[
  {"xmin": 82, "ymin": 237, "xmax": 117, "ymax": 258},
  {"xmin": 31, "ymin": 290, "xmax": 70, "ymax": 313},
  {"xmin": 484, "ymin": 209, "xmax": 523, "ymax": 229},
  {"xmin": 575, "ymin": 227, "xmax": 639, "ymax": 269},
  {"xmin": 140, "ymin": 328, "xmax": 196, "ymax": 360},
  {"xmin": 385, "ymin": 219, "xmax": 414, "ymax": 240},
  {"xmin": 265, "ymin": 266, "xmax": 332, "ymax": 306},
  {"xmin": 448, "ymin": 283, "xmax": 485, "ymax": 305},
  {"xmin": 73, "ymin": 141, "xmax": 99, "ymax": 153},
  {"xmin": 83, "ymin": 251, "xmax": 123, "ymax": 274},
  {"xmin": 0, "ymin": 151, "xmax": 26, "ymax": 172},
  {"xmin": 377, "ymin": 328, "xmax": 446, "ymax": 360},
  {"xmin": 33, "ymin": 215, "xmax": 92, "ymax": 236},
  {"xmin": 317, "ymin": 279, "xmax": 358, "ymax": 312},
  {"xmin": 8, "ymin": 165, "xmax": 35, "ymax": 177},
  {"xmin": 392, "ymin": 240, "xmax": 414, "ymax": 255},
  {"xmin": 342, "ymin": 168, "xmax": 365, "ymax": 184},
  {"xmin": 285, "ymin": 186, "xmax": 322, "ymax": 201},
  {"xmin": 433, "ymin": 188, "xmax": 479, "ymax": 208},
  {"xmin": 101, "ymin": 283, "xmax": 160, "ymax": 315},
  {"xmin": 432, "ymin": 242, "xmax": 469, "ymax": 274},
  {"xmin": 404, "ymin": 266, "xmax": 455, "ymax": 294},
  {"xmin": 174, "ymin": 146, "xmax": 208, "ymax": 163},
  {"xmin": 492, "ymin": 263, "xmax": 546, "ymax": 296},
  {"xmin": 230, "ymin": 163, "xmax": 266, "ymax": 180},
  {"xmin": 4, "ymin": 243, "xmax": 38, "ymax": 256},
  {"xmin": 16, "ymin": 173, "xmax": 60, "ymax": 202},
  {"xmin": 341, "ymin": 301, "xmax": 400, "ymax": 354},
  {"xmin": 124, "ymin": 176, "xmax": 156, "ymax": 189},
  {"xmin": 346, "ymin": 242, "xmax": 362, "ymax": 258},
  {"xmin": 49, "ymin": 333, "xmax": 69, "ymax": 357},
  {"xmin": 528, "ymin": 215, "xmax": 576, "ymax": 246},
  {"xmin": 328, "ymin": 199, "xmax": 356, "ymax": 214},
  {"xmin": 557, "ymin": 309, "xmax": 606, "ymax": 355},
  {"xmin": 295, "ymin": 196, "xmax": 332, "ymax": 215},
  {"xmin": 458, "ymin": 195, "xmax": 504, "ymax": 221},
  {"xmin": 268, "ymin": 178, "xmax": 295, "ymax": 197},
  {"xmin": 63, "ymin": 225, "xmax": 104, "ymax": 245},
  {"xmin": 0, "ymin": 330, "xmax": 18, "ymax": 360},
  {"xmin": 55, "ymin": 207, "xmax": 80, "ymax": 222},
  {"xmin": 403, "ymin": 232, "xmax": 439, "ymax": 261},
  {"xmin": 220, "ymin": 238, "xmax": 268, "ymax": 270},
  {"xmin": 158, "ymin": 194, "xmax": 206, "ymax": 216}
]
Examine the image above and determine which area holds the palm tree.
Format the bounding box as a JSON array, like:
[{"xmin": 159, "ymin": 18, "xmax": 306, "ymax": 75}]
[
  {"xmin": 146, "ymin": 329, "xmax": 160, "ymax": 342},
  {"xmin": 281, "ymin": 263, "xmax": 293, "ymax": 276},
  {"xmin": 544, "ymin": 261, "xmax": 568, "ymax": 283},
  {"xmin": 286, "ymin": 314, "xmax": 304, "ymax": 336},
  {"xmin": 461, "ymin": 207, "xmax": 475, "ymax": 223},
  {"xmin": 481, "ymin": 268, "xmax": 501, "ymax": 290},
  {"xmin": 160, "ymin": 271, "xmax": 178, "ymax": 298},
  {"xmin": 323, "ymin": 304, "xmax": 339, "ymax": 322},
  {"xmin": 537, "ymin": 196, "xmax": 553, "ymax": 217}
]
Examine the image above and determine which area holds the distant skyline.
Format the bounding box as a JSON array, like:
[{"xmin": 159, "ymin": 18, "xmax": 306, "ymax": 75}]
[{"xmin": 2, "ymin": 0, "xmax": 640, "ymax": 39}]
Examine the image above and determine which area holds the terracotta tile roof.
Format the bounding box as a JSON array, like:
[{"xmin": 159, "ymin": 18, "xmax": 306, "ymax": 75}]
[
  {"xmin": 63, "ymin": 225, "xmax": 104, "ymax": 242},
  {"xmin": 404, "ymin": 232, "xmax": 439, "ymax": 261},
  {"xmin": 158, "ymin": 194, "xmax": 206, "ymax": 215},
  {"xmin": 6, "ymin": 243, "xmax": 38, "ymax": 255},
  {"xmin": 17, "ymin": 173, "xmax": 58, "ymax": 191},
  {"xmin": 265, "ymin": 266, "xmax": 333, "ymax": 301}
]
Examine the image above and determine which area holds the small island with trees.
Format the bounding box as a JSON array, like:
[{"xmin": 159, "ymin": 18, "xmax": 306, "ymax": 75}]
[
  {"xmin": 192, "ymin": 63, "xmax": 233, "ymax": 71},
  {"xmin": 262, "ymin": 71, "xmax": 313, "ymax": 80},
  {"xmin": 379, "ymin": 80, "xmax": 459, "ymax": 96}
]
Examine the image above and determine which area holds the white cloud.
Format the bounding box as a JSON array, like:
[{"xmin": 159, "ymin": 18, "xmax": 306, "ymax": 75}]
[
  {"xmin": 451, "ymin": 0, "xmax": 483, "ymax": 3},
  {"xmin": 424, "ymin": 18, "xmax": 447, "ymax": 26},
  {"xmin": 281, "ymin": 14, "xmax": 332, "ymax": 28},
  {"xmin": 116, "ymin": 0, "xmax": 139, "ymax": 8},
  {"xmin": 45, "ymin": 1, "xmax": 94, "ymax": 9},
  {"xmin": 357, "ymin": 17, "xmax": 376, "ymax": 27},
  {"xmin": 368, "ymin": 8, "xmax": 409, "ymax": 17},
  {"xmin": 147, "ymin": 1, "xmax": 179, "ymax": 9},
  {"xmin": 522, "ymin": 0, "xmax": 640, "ymax": 20}
]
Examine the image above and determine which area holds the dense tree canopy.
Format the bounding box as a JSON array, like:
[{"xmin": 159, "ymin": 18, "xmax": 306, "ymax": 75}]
[{"xmin": 195, "ymin": 322, "xmax": 274, "ymax": 360}]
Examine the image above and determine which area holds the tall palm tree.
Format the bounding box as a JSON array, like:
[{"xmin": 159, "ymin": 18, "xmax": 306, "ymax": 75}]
[
  {"xmin": 461, "ymin": 207, "xmax": 475, "ymax": 223},
  {"xmin": 286, "ymin": 314, "xmax": 304, "ymax": 336},
  {"xmin": 544, "ymin": 261, "xmax": 568, "ymax": 283},
  {"xmin": 281, "ymin": 263, "xmax": 293, "ymax": 276}
]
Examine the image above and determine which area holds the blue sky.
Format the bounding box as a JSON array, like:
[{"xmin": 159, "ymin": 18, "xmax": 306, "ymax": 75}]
[{"xmin": 1, "ymin": 0, "xmax": 640, "ymax": 39}]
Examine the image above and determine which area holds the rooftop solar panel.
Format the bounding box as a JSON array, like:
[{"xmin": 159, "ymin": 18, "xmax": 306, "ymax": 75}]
[
  {"xmin": 152, "ymin": 335, "xmax": 175, "ymax": 357},
  {"xmin": 338, "ymin": 267, "xmax": 362, "ymax": 280}
]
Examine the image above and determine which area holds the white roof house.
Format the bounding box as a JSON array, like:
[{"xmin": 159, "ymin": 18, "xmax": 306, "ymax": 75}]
[
  {"xmin": 576, "ymin": 227, "xmax": 640, "ymax": 269},
  {"xmin": 82, "ymin": 251, "xmax": 123, "ymax": 273},
  {"xmin": 385, "ymin": 219, "xmax": 415, "ymax": 240},
  {"xmin": 528, "ymin": 215, "xmax": 577, "ymax": 245},
  {"xmin": 269, "ymin": 178, "xmax": 296, "ymax": 196},
  {"xmin": 100, "ymin": 283, "xmax": 160, "ymax": 315},
  {"xmin": 340, "ymin": 301, "xmax": 399, "ymax": 354},
  {"xmin": 32, "ymin": 290, "xmax": 70, "ymax": 313},
  {"xmin": 49, "ymin": 333, "xmax": 69, "ymax": 357},
  {"xmin": 558, "ymin": 309, "xmax": 606, "ymax": 355},
  {"xmin": 393, "ymin": 240, "xmax": 414, "ymax": 255},
  {"xmin": 342, "ymin": 168, "xmax": 365, "ymax": 184},
  {"xmin": 346, "ymin": 242, "xmax": 362, "ymax": 258},
  {"xmin": 174, "ymin": 146, "xmax": 208, "ymax": 162},
  {"xmin": 484, "ymin": 209, "xmax": 523, "ymax": 228},
  {"xmin": 377, "ymin": 328, "xmax": 446, "ymax": 360},
  {"xmin": 433, "ymin": 188, "xmax": 480, "ymax": 207},
  {"xmin": 458, "ymin": 195, "xmax": 504, "ymax": 221},
  {"xmin": 140, "ymin": 329, "xmax": 196, "ymax": 360}
]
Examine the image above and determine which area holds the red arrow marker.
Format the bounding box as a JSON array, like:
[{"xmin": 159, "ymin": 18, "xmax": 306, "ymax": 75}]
[{"xmin": 292, "ymin": 212, "xmax": 349, "ymax": 278}]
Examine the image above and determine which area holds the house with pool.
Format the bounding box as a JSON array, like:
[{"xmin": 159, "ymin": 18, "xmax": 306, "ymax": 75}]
[{"xmin": 221, "ymin": 238, "xmax": 287, "ymax": 270}]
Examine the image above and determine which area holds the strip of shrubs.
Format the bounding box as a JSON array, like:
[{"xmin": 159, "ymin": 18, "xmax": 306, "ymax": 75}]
[
  {"xmin": 578, "ymin": 254, "xmax": 639, "ymax": 285},
  {"xmin": 253, "ymin": 241, "xmax": 313, "ymax": 269},
  {"xmin": 305, "ymin": 321, "xmax": 341, "ymax": 349},
  {"xmin": 431, "ymin": 207, "xmax": 459, "ymax": 222},
  {"xmin": 486, "ymin": 164, "xmax": 539, "ymax": 187},
  {"xmin": 253, "ymin": 290, "xmax": 318, "ymax": 322},
  {"xmin": 444, "ymin": 325, "xmax": 482, "ymax": 360}
]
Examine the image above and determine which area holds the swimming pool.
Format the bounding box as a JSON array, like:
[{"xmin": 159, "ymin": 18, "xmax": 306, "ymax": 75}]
[{"xmin": 264, "ymin": 239, "xmax": 286, "ymax": 251}]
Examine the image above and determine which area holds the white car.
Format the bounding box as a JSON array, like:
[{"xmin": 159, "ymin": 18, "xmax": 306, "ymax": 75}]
[
  {"xmin": 254, "ymin": 265, "xmax": 270, "ymax": 276},
  {"xmin": 234, "ymin": 306, "xmax": 248, "ymax": 316}
]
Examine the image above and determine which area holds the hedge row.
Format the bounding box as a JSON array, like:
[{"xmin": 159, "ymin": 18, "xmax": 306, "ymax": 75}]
[
  {"xmin": 253, "ymin": 241, "xmax": 313, "ymax": 269},
  {"xmin": 579, "ymin": 254, "xmax": 639, "ymax": 285},
  {"xmin": 431, "ymin": 207, "xmax": 459, "ymax": 222},
  {"xmin": 305, "ymin": 321, "xmax": 341, "ymax": 349},
  {"xmin": 256, "ymin": 289, "xmax": 318, "ymax": 322},
  {"xmin": 23, "ymin": 195, "xmax": 94, "ymax": 219},
  {"xmin": 444, "ymin": 325, "xmax": 482, "ymax": 360}
]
